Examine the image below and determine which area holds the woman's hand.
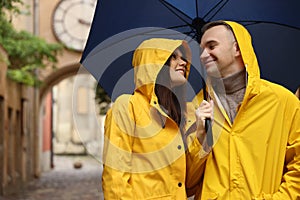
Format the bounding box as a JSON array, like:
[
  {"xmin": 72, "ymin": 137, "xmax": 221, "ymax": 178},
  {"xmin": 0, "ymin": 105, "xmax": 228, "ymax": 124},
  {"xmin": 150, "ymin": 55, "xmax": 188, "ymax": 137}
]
[{"xmin": 195, "ymin": 100, "xmax": 214, "ymax": 151}]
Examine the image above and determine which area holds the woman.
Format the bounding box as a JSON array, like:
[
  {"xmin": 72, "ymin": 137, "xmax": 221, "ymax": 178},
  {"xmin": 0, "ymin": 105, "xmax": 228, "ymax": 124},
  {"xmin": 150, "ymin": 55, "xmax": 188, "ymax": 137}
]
[{"xmin": 102, "ymin": 38, "xmax": 192, "ymax": 199}]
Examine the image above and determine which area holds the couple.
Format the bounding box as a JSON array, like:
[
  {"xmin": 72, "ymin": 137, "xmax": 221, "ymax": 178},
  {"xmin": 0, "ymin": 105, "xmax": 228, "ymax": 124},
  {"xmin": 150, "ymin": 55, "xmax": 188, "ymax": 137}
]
[{"xmin": 102, "ymin": 21, "xmax": 300, "ymax": 199}]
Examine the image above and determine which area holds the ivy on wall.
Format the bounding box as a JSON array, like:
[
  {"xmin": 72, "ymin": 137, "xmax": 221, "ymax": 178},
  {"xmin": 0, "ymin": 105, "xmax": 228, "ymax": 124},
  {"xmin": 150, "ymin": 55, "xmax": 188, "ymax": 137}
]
[{"xmin": 0, "ymin": 0, "xmax": 62, "ymax": 86}]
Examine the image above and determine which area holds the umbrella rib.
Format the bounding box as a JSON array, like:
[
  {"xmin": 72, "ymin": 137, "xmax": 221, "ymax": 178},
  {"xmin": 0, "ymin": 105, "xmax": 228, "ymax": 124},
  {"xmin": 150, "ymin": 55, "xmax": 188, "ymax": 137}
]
[
  {"xmin": 238, "ymin": 20, "xmax": 300, "ymax": 31},
  {"xmin": 159, "ymin": 0, "xmax": 193, "ymax": 26},
  {"xmin": 167, "ymin": 24, "xmax": 191, "ymax": 30},
  {"xmin": 195, "ymin": 0, "xmax": 199, "ymax": 18},
  {"xmin": 204, "ymin": 0, "xmax": 228, "ymax": 21}
]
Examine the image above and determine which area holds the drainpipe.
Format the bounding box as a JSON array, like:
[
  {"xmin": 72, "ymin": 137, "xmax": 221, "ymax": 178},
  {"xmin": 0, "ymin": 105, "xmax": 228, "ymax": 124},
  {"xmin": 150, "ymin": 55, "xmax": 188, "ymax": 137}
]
[
  {"xmin": 33, "ymin": 0, "xmax": 41, "ymax": 178},
  {"xmin": 33, "ymin": 0, "xmax": 39, "ymax": 35}
]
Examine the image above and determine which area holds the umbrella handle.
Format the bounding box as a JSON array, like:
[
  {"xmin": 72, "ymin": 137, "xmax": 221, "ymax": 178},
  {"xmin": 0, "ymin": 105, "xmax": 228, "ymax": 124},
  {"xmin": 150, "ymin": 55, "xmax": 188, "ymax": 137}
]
[
  {"xmin": 202, "ymin": 79, "xmax": 213, "ymax": 147},
  {"xmin": 205, "ymin": 118, "xmax": 213, "ymax": 147}
]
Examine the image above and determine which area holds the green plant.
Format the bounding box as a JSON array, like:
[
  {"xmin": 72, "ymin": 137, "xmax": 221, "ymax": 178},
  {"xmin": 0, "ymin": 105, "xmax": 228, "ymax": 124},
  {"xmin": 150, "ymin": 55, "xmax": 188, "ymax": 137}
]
[
  {"xmin": 0, "ymin": 0, "xmax": 62, "ymax": 86},
  {"xmin": 95, "ymin": 83, "xmax": 111, "ymax": 115},
  {"xmin": 0, "ymin": 0, "xmax": 23, "ymax": 15}
]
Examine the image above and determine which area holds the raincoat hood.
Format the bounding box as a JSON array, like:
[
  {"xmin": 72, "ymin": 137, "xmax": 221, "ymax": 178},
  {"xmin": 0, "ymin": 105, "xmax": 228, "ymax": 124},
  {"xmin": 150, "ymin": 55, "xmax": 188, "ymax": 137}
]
[
  {"xmin": 132, "ymin": 38, "xmax": 191, "ymax": 99},
  {"xmin": 224, "ymin": 21, "xmax": 260, "ymax": 89}
]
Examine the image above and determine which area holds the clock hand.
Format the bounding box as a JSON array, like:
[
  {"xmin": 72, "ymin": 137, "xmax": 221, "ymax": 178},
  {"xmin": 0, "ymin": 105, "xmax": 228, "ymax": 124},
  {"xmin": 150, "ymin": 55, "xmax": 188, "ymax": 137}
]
[{"xmin": 78, "ymin": 18, "xmax": 91, "ymax": 26}]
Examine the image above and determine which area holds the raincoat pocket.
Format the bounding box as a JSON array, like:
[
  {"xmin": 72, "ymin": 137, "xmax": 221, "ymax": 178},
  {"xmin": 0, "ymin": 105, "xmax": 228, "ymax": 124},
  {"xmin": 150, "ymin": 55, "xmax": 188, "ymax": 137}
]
[
  {"xmin": 252, "ymin": 197, "xmax": 264, "ymax": 200},
  {"xmin": 252, "ymin": 193, "xmax": 272, "ymax": 200},
  {"xmin": 145, "ymin": 194, "xmax": 173, "ymax": 200},
  {"xmin": 201, "ymin": 192, "xmax": 219, "ymax": 200}
]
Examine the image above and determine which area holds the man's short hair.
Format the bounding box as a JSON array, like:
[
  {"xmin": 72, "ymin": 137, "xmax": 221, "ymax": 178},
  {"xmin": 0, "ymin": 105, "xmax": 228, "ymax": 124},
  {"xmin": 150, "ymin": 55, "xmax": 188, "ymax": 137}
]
[{"xmin": 201, "ymin": 20, "xmax": 233, "ymax": 35}]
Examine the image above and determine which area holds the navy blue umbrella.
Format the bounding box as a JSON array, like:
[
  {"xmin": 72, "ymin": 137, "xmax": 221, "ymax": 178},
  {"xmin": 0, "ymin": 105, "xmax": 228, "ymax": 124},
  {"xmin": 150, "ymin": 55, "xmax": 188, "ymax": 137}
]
[
  {"xmin": 81, "ymin": 0, "xmax": 300, "ymax": 102},
  {"xmin": 80, "ymin": 0, "xmax": 300, "ymax": 147}
]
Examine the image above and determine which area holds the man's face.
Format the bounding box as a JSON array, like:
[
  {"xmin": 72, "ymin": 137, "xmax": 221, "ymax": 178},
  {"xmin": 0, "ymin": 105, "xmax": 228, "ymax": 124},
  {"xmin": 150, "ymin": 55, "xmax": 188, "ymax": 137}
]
[{"xmin": 200, "ymin": 25, "xmax": 238, "ymax": 78}]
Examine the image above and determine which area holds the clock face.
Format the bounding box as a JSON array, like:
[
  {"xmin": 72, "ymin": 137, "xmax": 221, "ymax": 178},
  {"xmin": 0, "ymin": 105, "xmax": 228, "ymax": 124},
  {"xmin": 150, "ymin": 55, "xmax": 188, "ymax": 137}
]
[{"xmin": 52, "ymin": 0, "xmax": 96, "ymax": 51}]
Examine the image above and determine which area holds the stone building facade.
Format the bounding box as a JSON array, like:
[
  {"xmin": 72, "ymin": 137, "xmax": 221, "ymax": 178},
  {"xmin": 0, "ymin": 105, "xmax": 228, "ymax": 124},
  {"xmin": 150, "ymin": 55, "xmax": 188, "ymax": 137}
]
[
  {"xmin": 0, "ymin": 46, "xmax": 39, "ymax": 195},
  {"xmin": 0, "ymin": 0, "xmax": 103, "ymax": 196}
]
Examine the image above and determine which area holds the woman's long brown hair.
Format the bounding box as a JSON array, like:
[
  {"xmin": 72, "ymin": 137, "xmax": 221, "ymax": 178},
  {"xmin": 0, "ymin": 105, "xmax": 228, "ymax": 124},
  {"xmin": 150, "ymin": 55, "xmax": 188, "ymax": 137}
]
[{"xmin": 154, "ymin": 46, "xmax": 187, "ymax": 132}]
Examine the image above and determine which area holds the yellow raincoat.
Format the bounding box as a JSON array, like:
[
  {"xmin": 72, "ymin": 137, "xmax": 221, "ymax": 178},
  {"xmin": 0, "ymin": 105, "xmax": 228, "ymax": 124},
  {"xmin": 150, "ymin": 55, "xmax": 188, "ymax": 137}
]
[
  {"xmin": 186, "ymin": 21, "xmax": 300, "ymax": 199},
  {"xmin": 102, "ymin": 38, "xmax": 193, "ymax": 199}
]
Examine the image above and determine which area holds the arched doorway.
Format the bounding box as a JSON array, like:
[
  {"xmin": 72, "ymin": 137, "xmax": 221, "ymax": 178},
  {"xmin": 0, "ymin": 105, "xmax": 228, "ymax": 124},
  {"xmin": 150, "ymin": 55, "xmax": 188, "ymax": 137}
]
[{"xmin": 39, "ymin": 64, "xmax": 104, "ymax": 171}]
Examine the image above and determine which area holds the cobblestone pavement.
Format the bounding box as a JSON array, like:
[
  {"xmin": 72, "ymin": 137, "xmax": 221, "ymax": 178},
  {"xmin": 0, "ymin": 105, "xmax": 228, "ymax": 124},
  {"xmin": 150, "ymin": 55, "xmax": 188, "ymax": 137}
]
[{"xmin": 1, "ymin": 155, "xmax": 104, "ymax": 200}]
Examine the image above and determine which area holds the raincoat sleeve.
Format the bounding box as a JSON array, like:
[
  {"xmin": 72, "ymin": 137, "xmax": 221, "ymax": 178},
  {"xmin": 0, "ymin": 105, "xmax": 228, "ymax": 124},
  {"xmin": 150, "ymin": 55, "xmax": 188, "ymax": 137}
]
[
  {"xmin": 185, "ymin": 100, "xmax": 210, "ymax": 197},
  {"xmin": 265, "ymin": 100, "xmax": 300, "ymax": 200},
  {"xmin": 185, "ymin": 132, "xmax": 210, "ymax": 197},
  {"xmin": 102, "ymin": 95, "xmax": 135, "ymax": 199}
]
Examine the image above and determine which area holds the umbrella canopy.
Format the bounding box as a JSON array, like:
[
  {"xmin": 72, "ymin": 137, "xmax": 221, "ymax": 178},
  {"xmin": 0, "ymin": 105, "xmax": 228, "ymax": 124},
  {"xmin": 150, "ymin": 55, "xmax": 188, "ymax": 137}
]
[{"xmin": 81, "ymin": 0, "xmax": 300, "ymax": 101}]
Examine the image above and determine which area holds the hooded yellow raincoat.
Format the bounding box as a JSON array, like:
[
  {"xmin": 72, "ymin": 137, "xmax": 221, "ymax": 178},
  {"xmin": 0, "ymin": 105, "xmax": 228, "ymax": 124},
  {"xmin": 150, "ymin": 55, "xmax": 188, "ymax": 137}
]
[
  {"xmin": 186, "ymin": 21, "xmax": 300, "ymax": 199},
  {"xmin": 102, "ymin": 38, "xmax": 193, "ymax": 199}
]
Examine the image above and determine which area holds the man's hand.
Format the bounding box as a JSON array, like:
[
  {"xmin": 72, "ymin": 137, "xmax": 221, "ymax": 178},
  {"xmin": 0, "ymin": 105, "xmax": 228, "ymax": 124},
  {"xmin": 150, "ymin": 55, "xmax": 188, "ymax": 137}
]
[{"xmin": 195, "ymin": 100, "xmax": 214, "ymax": 151}]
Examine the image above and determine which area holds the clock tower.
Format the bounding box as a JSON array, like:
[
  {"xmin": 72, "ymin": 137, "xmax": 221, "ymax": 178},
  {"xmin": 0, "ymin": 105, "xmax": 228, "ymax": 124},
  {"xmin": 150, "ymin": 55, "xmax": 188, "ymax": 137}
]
[{"xmin": 52, "ymin": 0, "xmax": 96, "ymax": 51}]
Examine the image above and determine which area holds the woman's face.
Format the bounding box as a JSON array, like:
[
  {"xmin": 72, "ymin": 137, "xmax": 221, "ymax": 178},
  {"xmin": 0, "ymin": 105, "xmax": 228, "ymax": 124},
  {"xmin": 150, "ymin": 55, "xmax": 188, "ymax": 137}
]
[{"xmin": 169, "ymin": 49, "xmax": 188, "ymax": 88}]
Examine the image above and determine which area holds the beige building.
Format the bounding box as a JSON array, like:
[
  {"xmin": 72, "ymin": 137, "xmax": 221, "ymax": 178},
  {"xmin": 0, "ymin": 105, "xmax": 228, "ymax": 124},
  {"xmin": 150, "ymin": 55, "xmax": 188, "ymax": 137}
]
[
  {"xmin": 0, "ymin": 0, "xmax": 103, "ymax": 195},
  {"xmin": 0, "ymin": 45, "xmax": 39, "ymax": 195}
]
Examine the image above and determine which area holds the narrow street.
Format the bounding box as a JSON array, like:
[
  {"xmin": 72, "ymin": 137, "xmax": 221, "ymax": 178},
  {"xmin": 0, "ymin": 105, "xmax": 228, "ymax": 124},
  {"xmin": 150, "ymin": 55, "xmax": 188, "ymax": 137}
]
[{"xmin": 1, "ymin": 155, "xmax": 103, "ymax": 200}]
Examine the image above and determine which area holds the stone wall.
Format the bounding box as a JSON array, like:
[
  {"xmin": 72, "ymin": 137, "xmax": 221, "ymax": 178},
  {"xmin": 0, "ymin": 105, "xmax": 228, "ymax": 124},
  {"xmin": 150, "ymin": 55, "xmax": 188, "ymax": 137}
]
[{"xmin": 0, "ymin": 46, "xmax": 38, "ymax": 195}]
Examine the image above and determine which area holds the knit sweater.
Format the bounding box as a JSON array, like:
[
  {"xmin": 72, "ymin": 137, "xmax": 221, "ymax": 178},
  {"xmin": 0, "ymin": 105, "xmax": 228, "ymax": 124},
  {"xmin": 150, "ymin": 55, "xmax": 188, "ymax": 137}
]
[{"xmin": 210, "ymin": 69, "xmax": 246, "ymax": 123}]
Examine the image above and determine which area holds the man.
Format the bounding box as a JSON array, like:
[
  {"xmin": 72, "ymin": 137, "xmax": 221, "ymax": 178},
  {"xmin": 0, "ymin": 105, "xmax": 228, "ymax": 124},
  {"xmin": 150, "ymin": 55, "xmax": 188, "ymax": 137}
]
[{"xmin": 185, "ymin": 21, "xmax": 300, "ymax": 199}]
